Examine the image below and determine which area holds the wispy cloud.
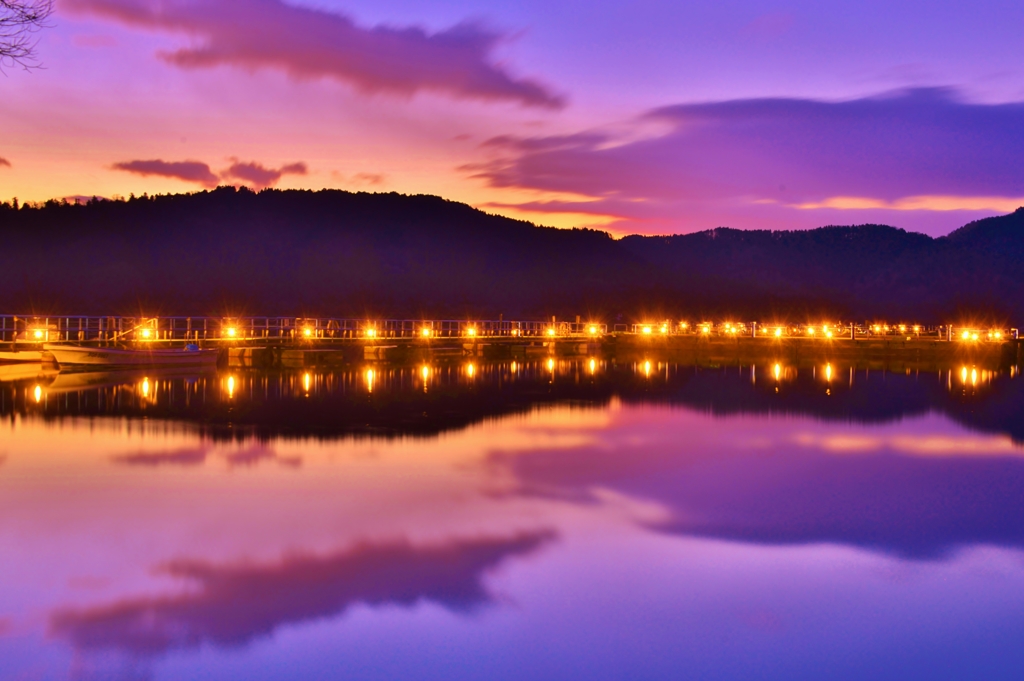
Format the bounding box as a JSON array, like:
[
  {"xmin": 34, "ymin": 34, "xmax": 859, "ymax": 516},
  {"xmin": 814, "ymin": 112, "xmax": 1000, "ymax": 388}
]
[
  {"xmin": 471, "ymin": 88, "xmax": 1024, "ymax": 232},
  {"xmin": 112, "ymin": 159, "xmax": 219, "ymax": 187},
  {"xmin": 64, "ymin": 0, "xmax": 563, "ymax": 107},
  {"xmin": 221, "ymin": 160, "xmax": 306, "ymax": 188},
  {"xmin": 113, "ymin": 157, "xmax": 307, "ymax": 189},
  {"xmin": 0, "ymin": 157, "xmax": 10, "ymax": 168}
]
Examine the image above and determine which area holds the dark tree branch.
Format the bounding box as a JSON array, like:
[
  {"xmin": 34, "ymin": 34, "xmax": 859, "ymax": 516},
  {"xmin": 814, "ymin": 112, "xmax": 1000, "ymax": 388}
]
[{"xmin": 0, "ymin": 0, "xmax": 54, "ymax": 71}]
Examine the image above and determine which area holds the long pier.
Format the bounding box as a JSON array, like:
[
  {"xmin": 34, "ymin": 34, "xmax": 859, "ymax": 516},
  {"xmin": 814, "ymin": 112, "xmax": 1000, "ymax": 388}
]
[{"xmin": 1, "ymin": 315, "xmax": 1021, "ymax": 371}]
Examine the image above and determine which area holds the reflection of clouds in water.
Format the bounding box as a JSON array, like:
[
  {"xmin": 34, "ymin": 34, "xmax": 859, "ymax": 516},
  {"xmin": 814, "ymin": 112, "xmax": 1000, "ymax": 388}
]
[
  {"xmin": 791, "ymin": 432, "xmax": 1019, "ymax": 457},
  {"xmin": 489, "ymin": 414, "xmax": 1024, "ymax": 559},
  {"xmin": 111, "ymin": 444, "xmax": 301, "ymax": 469},
  {"xmin": 50, "ymin": 531, "xmax": 555, "ymax": 657},
  {"xmin": 112, "ymin": 446, "xmax": 210, "ymax": 467}
]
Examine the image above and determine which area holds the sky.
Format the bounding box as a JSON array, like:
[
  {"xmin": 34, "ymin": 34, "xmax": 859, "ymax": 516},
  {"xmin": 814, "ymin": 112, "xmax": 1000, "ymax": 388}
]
[{"xmin": 2, "ymin": 0, "xmax": 1024, "ymax": 236}]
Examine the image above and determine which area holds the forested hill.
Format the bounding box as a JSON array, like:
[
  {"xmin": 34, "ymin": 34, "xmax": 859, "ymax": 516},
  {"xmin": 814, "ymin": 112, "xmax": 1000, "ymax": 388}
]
[{"xmin": 0, "ymin": 187, "xmax": 1021, "ymax": 323}]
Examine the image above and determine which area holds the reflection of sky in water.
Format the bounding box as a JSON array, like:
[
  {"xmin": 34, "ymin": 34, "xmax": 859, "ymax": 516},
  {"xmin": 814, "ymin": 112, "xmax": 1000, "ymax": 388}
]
[{"xmin": 2, "ymin": 387, "xmax": 1024, "ymax": 679}]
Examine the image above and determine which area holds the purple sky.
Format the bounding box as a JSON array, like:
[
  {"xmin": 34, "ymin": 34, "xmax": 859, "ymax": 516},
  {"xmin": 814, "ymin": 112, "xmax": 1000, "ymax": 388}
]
[{"xmin": 3, "ymin": 0, "xmax": 1024, "ymax": 235}]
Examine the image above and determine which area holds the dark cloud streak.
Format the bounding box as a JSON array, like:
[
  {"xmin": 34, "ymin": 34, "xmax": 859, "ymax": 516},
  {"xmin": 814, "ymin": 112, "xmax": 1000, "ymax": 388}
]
[{"xmin": 64, "ymin": 0, "xmax": 563, "ymax": 107}]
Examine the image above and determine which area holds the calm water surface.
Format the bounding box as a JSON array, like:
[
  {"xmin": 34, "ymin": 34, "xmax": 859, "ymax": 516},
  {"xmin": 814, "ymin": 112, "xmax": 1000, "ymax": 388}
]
[{"xmin": 2, "ymin": 360, "xmax": 1024, "ymax": 680}]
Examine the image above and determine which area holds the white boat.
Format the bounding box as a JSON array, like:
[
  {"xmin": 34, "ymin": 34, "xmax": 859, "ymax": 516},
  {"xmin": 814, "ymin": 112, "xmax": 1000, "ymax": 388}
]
[
  {"xmin": 43, "ymin": 344, "xmax": 221, "ymax": 369},
  {"xmin": 0, "ymin": 350, "xmax": 43, "ymax": 364},
  {"xmin": 0, "ymin": 363, "xmax": 57, "ymax": 383}
]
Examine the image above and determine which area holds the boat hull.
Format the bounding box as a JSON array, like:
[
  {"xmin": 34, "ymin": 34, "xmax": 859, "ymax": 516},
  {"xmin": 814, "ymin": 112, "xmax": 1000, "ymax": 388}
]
[
  {"xmin": 0, "ymin": 351, "xmax": 43, "ymax": 364},
  {"xmin": 44, "ymin": 344, "xmax": 220, "ymax": 369}
]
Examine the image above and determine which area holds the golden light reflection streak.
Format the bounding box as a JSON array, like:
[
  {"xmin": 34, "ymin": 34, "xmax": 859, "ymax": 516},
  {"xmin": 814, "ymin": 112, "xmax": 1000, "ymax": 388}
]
[
  {"xmin": 773, "ymin": 363, "xmax": 782, "ymax": 381},
  {"xmin": 226, "ymin": 375, "xmax": 236, "ymax": 399},
  {"xmin": 303, "ymin": 372, "xmax": 311, "ymax": 393},
  {"xmin": 421, "ymin": 364, "xmax": 431, "ymax": 392},
  {"xmin": 589, "ymin": 358, "xmax": 597, "ymax": 375},
  {"xmin": 466, "ymin": 363, "xmax": 476, "ymax": 379},
  {"xmin": 141, "ymin": 377, "xmax": 150, "ymax": 398},
  {"xmin": 33, "ymin": 384, "xmax": 42, "ymax": 403},
  {"xmin": 365, "ymin": 368, "xmax": 375, "ymax": 393},
  {"xmin": 643, "ymin": 360, "xmax": 652, "ymax": 378},
  {"xmin": 825, "ymin": 363, "xmax": 833, "ymax": 382}
]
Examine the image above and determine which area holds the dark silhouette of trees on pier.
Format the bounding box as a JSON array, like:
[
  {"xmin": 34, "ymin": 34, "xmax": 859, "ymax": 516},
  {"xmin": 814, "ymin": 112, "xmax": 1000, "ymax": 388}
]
[{"xmin": 0, "ymin": 187, "xmax": 1022, "ymax": 323}]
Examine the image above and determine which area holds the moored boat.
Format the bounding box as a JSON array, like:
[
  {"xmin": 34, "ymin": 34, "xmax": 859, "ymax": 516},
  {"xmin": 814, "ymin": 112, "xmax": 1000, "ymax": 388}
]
[
  {"xmin": 43, "ymin": 344, "xmax": 220, "ymax": 369},
  {"xmin": 0, "ymin": 350, "xmax": 43, "ymax": 364}
]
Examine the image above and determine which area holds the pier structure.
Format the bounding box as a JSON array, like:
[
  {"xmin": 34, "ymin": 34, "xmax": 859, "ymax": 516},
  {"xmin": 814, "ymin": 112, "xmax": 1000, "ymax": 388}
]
[{"xmin": 1, "ymin": 314, "xmax": 1020, "ymax": 370}]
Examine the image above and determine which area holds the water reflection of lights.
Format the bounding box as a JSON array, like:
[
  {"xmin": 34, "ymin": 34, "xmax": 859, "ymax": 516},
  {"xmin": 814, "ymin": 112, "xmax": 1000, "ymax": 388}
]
[
  {"xmin": 226, "ymin": 376, "xmax": 236, "ymax": 399},
  {"xmin": 589, "ymin": 358, "xmax": 597, "ymax": 375},
  {"xmin": 466, "ymin": 363, "xmax": 476, "ymax": 378},
  {"xmin": 141, "ymin": 377, "xmax": 150, "ymax": 397},
  {"xmin": 773, "ymin": 363, "xmax": 782, "ymax": 381},
  {"xmin": 303, "ymin": 372, "xmax": 312, "ymax": 393},
  {"xmin": 510, "ymin": 361, "xmax": 519, "ymax": 374},
  {"xmin": 825, "ymin": 364, "xmax": 833, "ymax": 382},
  {"xmin": 643, "ymin": 360, "xmax": 652, "ymax": 378},
  {"xmin": 365, "ymin": 368, "xmax": 375, "ymax": 393},
  {"xmin": 33, "ymin": 385, "xmax": 42, "ymax": 403},
  {"xmin": 546, "ymin": 358, "xmax": 555, "ymax": 372}
]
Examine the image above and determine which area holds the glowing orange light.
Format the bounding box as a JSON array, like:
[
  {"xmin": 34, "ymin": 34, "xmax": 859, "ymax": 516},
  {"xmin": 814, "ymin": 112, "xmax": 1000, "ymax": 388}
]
[
  {"xmin": 303, "ymin": 372, "xmax": 311, "ymax": 393},
  {"xmin": 421, "ymin": 327, "xmax": 431, "ymax": 337},
  {"xmin": 32, "ymin": 329, "xmax": 44, "ymax": 340},
  {"xmin": 225, "ymin": 327, "xmax": 237, "ymax": 338},
  {"xmin": 365, "ymin": 368, "xmax": 375, "ymax": 393},
  {"xmin": 774, "ymin": 328, "xmax": 782, "ymax": 338},
  {"xmin": 303, "ymin": 327, "xmax": 312, "ymax": 337},
  {"xmin": 226, "ymin": 376, "xmax": 236, "ymax": 399},
  {"xmin": 961, "ymin": 330, "xmax": 970, "ymax": 340},
  {"xmin": 680, "ymin": 322, "xmax": 689, "ymax": 329},
  {"xmin": 466, "ymin": 363, "xmax": 476, "ymax": 378},
  {"xmin": 589, "ymin": 358, "xmax": 597, "ymax": 374},
  {"xmin": 773, "ymin": 363, "xmax": 782, "ymax": 381},
  {"xmin": 141, "ymin": 378, "xmax": 150, "ymax": 397},
  {"xmin": 366, "ymin": 328, "xmax": 377, "ymax": 338},
  {"xmin": 421, "ymin": 365, "xmax": 431, "ymax": 381},
  {"xmin": 588, "ymin": 325, "xmax": 599, "ymax": 335},
  {"xmin": 660, "ymin": 325, "xmax": 668, "ymax": 334},
  {"xmin": 547, "ymin": 358, "xmax": 555, "ymax": 372},
  {"xmin": 140, "ymin": 328, "xmax": 152, "ymax": 339},
  {"xmin": 33, "ymin": 385, "xmax": 42, "ymax": 403},
  {"xmin": 466, "ymin": 327, "xmax": 477, "ymax": 337},
  {"xmin": 643, "ymin": 360, "xmax": 651, "ymax": 377},
  {"xmin": 642, "ymin": 326, "xmax": 652, "ymax": 335},
  {"xmin": 825, "ymin": 363, "xmax": 833, "ymax": 382},
  {"xmin": 547, "ymin": 328, "xmax": 556, "ymax": 336}
]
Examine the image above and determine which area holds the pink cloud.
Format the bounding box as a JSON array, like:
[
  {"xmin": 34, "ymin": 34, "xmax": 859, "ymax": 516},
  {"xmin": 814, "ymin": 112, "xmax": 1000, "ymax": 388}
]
[
  {"xmin": 112, "ymin": 159, "xmax": 219, "ymax": 187},
  {"xmin": 221, "ymin": 160, "xmax": 306, "ymax": 189},
  {"xmin": 64, "ymin": 0, "xmax": 563, "ymax": 107},
  {"xmin": 113, "ymin": 158, "xmax": 306, "ymax": 189},
  {"xmin": 0, "ymin": 157, "xmax": 10, "ymax": 168}
]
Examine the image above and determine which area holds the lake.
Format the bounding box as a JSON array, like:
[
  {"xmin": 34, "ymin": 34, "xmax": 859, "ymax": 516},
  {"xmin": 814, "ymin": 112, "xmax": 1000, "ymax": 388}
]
[{"xmin": 2, "ymin": 359, "xmax": 1023, "ymax": 680}]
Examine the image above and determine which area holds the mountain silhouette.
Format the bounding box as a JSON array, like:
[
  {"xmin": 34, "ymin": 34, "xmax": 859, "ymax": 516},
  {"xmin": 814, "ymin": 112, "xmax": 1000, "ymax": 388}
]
[{"xmin": 1, "ymin": 188, "xmax": 1021, "ymax": 322}]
